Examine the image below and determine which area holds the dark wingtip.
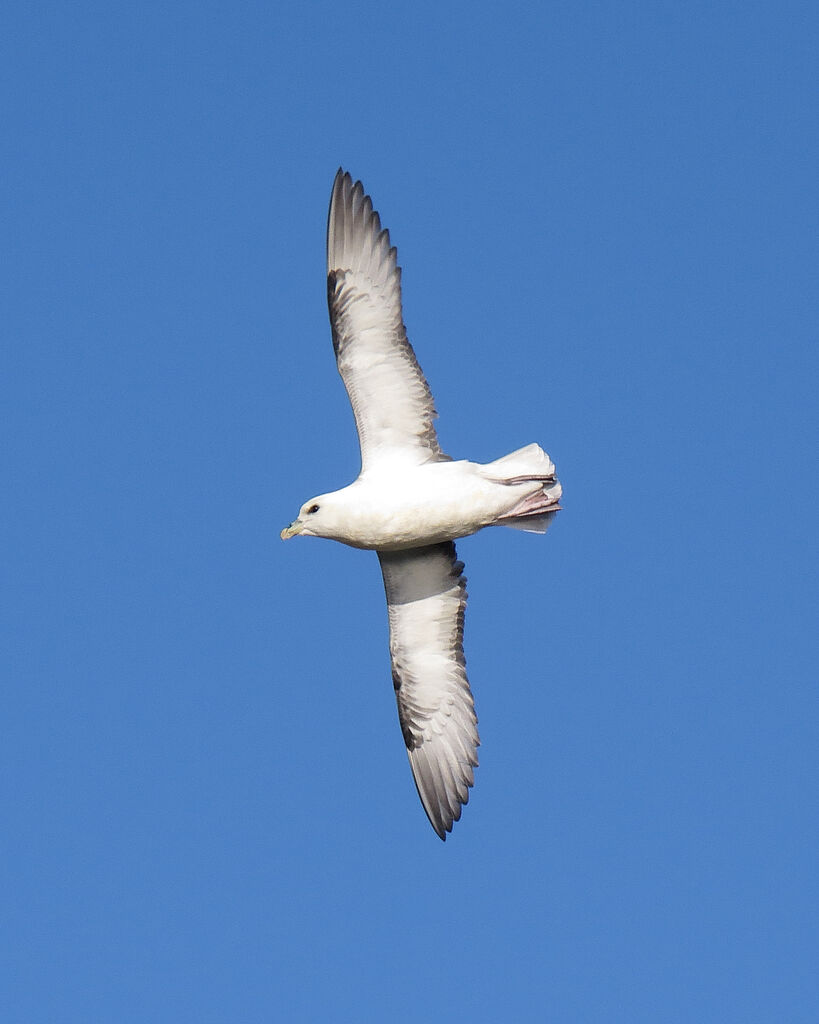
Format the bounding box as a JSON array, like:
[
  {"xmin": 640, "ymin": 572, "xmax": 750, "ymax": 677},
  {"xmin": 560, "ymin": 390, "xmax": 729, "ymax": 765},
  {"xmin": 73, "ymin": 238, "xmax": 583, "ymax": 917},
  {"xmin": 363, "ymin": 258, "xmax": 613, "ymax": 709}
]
[
  {"xmin": 430, "ymin": 814, "xmax": 447, "ymax": 841},
  {"xmin": 329, "ymin": 168, "xmax": 350, "ymax": 206}
]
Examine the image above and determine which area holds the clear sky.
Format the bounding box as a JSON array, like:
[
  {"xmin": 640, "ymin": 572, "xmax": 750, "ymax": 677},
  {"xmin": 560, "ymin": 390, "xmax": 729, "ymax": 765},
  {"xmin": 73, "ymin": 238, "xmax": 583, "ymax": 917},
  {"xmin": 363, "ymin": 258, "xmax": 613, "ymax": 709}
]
[{"xmin": 3, "ymin": 2, "xmax": 817, "ymax": 1021}]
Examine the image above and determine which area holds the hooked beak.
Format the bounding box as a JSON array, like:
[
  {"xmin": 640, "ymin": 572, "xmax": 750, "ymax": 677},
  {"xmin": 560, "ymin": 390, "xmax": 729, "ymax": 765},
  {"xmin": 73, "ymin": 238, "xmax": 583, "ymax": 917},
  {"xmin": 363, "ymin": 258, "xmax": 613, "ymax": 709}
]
[{"xmin": 280, "ymin": 519, "xmax": 303, "ymax": 540}]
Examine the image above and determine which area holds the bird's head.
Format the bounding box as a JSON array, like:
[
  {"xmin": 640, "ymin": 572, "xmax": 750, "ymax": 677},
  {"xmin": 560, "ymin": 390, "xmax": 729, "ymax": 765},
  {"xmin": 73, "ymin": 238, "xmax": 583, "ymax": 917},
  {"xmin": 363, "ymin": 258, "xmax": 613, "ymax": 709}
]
[{"xmin": 280, "ymin": 493, "xmax": 339, "ymax": 541}]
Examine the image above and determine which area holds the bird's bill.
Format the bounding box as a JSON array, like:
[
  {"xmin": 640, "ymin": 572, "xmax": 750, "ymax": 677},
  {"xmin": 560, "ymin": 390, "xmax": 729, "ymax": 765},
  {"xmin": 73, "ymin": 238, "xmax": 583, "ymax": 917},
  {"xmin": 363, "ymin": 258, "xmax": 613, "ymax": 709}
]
[{"xmin": 280, "ymin": 520, "xmax": 303, "ymax": 540}]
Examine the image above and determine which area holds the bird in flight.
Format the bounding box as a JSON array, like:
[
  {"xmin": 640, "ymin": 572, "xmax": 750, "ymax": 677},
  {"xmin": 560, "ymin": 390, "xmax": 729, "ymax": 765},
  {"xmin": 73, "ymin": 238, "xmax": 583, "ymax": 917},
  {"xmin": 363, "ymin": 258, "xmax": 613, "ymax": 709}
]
[{"xmin": 282, "ymin": 170, "xmax": 562, "ymax": 839}]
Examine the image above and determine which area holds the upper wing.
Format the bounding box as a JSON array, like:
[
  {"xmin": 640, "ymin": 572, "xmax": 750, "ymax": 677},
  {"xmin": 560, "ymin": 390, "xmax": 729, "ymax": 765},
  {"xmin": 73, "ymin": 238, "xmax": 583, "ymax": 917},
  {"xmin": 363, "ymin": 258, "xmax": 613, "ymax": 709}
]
[
  {"xmin": 327, "ymin": 169, "xmax": 449, "ymax": 474},
  {"xmin": 378, "ymin": 542, "xmax": 479, "ymax": 839}
]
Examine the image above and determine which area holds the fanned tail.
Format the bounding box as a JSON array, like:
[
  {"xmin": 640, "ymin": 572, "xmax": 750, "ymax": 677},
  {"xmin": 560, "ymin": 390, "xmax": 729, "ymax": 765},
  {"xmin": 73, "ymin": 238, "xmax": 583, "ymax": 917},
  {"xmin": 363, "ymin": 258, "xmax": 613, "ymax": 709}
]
[{"xmin": 484, "ymin": 444, "xmax": 562, "ymax": 535}]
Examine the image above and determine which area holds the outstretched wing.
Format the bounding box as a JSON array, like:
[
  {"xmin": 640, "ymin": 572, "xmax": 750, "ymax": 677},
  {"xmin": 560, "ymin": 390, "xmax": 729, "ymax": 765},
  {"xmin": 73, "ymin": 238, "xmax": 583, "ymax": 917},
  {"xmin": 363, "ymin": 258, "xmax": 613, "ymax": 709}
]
[
  {"xmin": 327, "ymin": 169, "xmax": 449, "ymax": 474},
  {"xmin": 378, "ymin": 542, "xmax": 479, "ymax": 839}
]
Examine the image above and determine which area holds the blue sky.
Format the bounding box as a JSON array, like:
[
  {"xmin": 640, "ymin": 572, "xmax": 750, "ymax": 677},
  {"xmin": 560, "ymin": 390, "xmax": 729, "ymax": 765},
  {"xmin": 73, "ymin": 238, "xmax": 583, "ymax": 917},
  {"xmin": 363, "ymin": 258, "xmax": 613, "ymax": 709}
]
[{"xmin": 3, "ymin": 1, "xmax": 817, "ymax": 1020}]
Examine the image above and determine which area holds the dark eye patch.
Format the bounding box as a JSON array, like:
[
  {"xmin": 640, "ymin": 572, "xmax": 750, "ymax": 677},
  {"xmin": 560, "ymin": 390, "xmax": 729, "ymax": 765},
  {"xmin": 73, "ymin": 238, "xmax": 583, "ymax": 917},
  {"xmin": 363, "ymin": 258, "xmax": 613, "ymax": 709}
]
[{"xmin": 307, "ymin": 504, "xmax": 320, "ymax": 514}]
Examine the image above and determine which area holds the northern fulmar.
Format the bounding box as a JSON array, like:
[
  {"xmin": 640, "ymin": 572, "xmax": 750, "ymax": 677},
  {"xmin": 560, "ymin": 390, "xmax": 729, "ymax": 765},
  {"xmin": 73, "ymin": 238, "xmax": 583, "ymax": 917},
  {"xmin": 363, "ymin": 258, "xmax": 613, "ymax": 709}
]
[{"xmin": 281, "ymin": 170, "xmax": 562, "ymax": 839}]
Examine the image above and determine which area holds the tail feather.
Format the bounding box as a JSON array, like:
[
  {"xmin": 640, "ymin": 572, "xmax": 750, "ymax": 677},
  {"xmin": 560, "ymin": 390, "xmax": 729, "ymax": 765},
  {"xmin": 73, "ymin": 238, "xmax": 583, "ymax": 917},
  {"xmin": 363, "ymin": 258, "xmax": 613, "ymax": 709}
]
[
  {"xmin": 486, "ymin": 443, "xmax": 562, "ymax": 535},
  {"xmin": 498, "ymin": 511, "xmax": 559, "ymax": 534},
  {"xmin": 485, "ymin": 443, "xmax": 556, "ymax": 480}
]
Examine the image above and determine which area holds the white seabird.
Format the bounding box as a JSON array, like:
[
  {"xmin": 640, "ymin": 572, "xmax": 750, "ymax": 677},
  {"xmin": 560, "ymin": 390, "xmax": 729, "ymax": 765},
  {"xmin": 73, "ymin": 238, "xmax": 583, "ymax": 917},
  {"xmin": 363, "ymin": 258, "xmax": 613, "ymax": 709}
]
[{"xmin": 281, "ymin": 170, "xmax": 562, "ymax": 839}]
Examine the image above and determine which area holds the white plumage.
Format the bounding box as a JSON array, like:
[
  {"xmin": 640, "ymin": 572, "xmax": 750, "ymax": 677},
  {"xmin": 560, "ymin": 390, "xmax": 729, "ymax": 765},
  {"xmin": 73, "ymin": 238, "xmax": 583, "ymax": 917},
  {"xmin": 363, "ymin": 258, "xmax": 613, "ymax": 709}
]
[{"xmin": 281, "ymin": 170, "xmax": 561, "ymax": 839}]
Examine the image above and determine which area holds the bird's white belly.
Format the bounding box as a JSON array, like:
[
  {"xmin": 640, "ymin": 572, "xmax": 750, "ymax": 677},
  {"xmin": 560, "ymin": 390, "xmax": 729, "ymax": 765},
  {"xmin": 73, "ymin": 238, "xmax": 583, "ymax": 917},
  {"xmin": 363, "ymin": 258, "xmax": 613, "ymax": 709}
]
[{"xmin": 336, "ymin": 462, "xmax": 528, "ymax": 550}]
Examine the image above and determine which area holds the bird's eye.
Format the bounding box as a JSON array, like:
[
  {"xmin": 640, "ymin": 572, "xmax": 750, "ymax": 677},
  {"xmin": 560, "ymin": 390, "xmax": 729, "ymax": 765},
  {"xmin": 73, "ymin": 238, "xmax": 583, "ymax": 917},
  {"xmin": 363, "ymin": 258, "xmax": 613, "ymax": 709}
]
[{"xmin": 307, "ymin": 504, "xmax": 320, "ymax": 514}]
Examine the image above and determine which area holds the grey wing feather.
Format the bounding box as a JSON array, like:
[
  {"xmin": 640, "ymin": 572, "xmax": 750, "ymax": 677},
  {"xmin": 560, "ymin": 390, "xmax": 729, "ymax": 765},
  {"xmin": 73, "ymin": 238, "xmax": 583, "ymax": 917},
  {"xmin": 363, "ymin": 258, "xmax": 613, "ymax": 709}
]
[
  {"xmin": 327, "ymin": 169, "xmax": 449, "ymax": 473},
  {"xmin": 378, "ymin": 542, "xmax": 479, "ymax": 839}
]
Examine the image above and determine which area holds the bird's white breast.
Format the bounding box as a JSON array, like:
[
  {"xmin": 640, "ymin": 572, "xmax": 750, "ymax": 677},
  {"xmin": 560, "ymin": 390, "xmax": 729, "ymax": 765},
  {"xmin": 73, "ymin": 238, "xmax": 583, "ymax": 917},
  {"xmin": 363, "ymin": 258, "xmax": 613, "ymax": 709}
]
[{"xmin": 330, "ymin": 460, "xmax": 531, "ymax": 550}]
